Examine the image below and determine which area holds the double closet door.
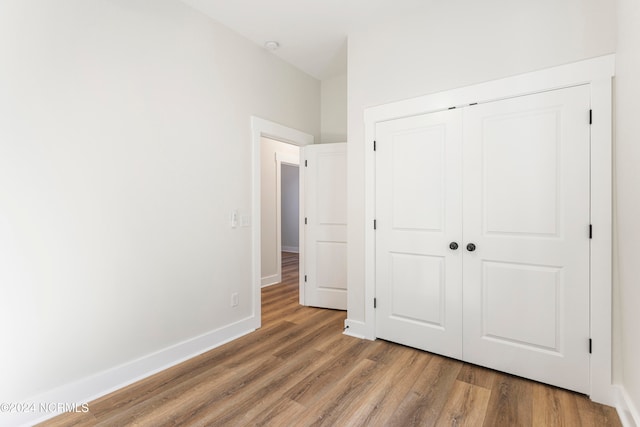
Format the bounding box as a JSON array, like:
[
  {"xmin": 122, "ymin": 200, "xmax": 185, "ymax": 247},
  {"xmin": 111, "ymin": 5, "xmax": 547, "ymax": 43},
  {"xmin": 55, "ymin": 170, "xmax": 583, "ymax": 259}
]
[{"xmin": 375, "ymin": 85, "xmax": 591, "ymax": 394}]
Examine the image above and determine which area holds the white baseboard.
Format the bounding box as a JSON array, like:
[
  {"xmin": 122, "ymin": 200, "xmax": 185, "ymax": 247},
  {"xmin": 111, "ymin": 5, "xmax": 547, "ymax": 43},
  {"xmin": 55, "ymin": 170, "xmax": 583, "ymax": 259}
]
[
  {"xmin": 282, "ymin": 246, "xmax": 299, "ymax": 253},
  {"xmin": 616, "ymin": 385, "xmax": 640, "ymax": 427},
  {"xmin": 261, "ymin": 281, "xmax": 283, "ymax": 288},
  {"xmin": 343, "ymin": 319, "xmax": 368, "ymax": 339},
  {"xmin": 261, "ymin": 273, "xmax": 281, "ymax": 287},
  {"xmin": 3, "ymin": 317, "xmax": 256, "ymax": 427}
]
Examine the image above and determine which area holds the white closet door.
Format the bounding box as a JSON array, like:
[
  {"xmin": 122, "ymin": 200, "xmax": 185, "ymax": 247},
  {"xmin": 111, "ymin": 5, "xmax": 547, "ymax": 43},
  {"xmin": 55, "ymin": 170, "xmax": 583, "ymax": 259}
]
[
  {"xmin": 375, "ymin": 109, "xmax": 463, "ymax": 359},
  {"xmin": 303, "ymin": 143, "xmax": 347, "ymax": 310},
  {"xmin": 462, "ymin": 85, "xmax": 591, "ymax": 393}
]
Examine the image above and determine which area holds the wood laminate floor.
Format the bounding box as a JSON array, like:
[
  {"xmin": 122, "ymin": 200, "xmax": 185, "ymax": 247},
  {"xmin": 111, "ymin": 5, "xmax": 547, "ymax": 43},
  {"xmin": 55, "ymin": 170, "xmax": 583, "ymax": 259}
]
[{"xmin": 41, "ymin": 252, "xmax": 621, "ymax": 426}]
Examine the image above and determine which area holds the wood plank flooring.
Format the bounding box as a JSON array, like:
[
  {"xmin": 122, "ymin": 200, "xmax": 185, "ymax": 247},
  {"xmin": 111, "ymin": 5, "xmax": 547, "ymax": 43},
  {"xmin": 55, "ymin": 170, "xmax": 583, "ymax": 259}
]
[{"xmin": 41, "ymin": 252, "xmax": 621, "ymax": 426}]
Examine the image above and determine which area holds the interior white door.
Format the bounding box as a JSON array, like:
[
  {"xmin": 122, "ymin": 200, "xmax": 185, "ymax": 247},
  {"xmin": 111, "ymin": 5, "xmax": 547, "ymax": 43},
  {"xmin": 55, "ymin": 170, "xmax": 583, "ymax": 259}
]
[
  {"xmin": 303, "ymin": 143, "xmax": 347, "ymax": 310},
  {"xmin": 375, "ymin": 109, "xmax": 464, "ymax": 359},
  {"xmin": 462, "ymin": 85, "xmax": 591, "ymax": 393}
]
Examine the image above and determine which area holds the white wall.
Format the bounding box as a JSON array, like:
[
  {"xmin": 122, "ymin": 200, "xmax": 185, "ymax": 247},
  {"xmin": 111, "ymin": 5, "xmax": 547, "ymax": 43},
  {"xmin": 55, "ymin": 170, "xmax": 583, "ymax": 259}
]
[
  {"xmin": 615, "ymin": 0, "xmax": 640, "ymax": 421},
  {"xmin": 260, "ymin": 137, "xmax": 300, "ymax": 284},
  {"xmin": 346, "ymin": 0, "xmax": 616, "ymax": 330},
  {"xmin": 0, "ymin": 0, "xmax": 319, "ymax": 411},
  {"xmin": 281, "ymin": 164, "xmax": 300, "ymax": 252},
  {"xmin": 320, "ymin": 73, "xmax": 347, "ymax": 143}
]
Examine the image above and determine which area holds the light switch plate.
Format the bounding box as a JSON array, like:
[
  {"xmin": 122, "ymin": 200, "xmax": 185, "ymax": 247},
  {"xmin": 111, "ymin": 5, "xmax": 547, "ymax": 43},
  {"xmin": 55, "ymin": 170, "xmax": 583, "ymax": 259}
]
[{"xmin": 231, "ymin": 209, "xmax": 238, "ymax": 228}]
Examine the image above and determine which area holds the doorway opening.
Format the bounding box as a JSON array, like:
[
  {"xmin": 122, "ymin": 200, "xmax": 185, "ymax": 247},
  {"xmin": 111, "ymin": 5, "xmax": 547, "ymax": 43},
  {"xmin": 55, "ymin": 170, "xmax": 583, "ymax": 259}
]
[
  {"xmin": 251, "ymin": 117, "xmax": 313, "ymax": 330},
  {"xmin": 260, "ymin": 137, "xmax": 300, "ymax": 288},
  {"xmin": 280, "ymin": 163, "xmax": 300, "ymax": 292},
  {"xmin": 281, "ymin": 163, "xmax": 300, "ymax": 255}
]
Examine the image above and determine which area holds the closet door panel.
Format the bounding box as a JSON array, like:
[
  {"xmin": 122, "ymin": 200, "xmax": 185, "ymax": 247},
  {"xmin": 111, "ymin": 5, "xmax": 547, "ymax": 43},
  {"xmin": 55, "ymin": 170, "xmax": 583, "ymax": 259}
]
[
  {"xmin": 462, "ymin": 85, "xmax": 591, "ymax": 393},
  {"xmin": 375, "ymin": 109, "xmax": 463, "ymax": 359}
]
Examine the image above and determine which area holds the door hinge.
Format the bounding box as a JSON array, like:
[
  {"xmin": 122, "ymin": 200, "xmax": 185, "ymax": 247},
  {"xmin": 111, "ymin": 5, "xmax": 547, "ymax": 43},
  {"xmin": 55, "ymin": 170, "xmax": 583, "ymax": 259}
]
[
  {"xmin": 305, "ymin": 160, "xmax": 308, "ymax": 167},
  {"xmin": 373, "ymin": 140, "xmax": 377, "ymax": 151},
  {"xmin": 373, "ymin": 219, "xmax": 377, "ymax": 230},
  {"xmin": 374, "ymin": 298, "xmax": 377, "ymax": 308},
  {"xmin": 305, "ymin": 217, "xmax": 308, "ymax": 225},
  {"xmin": 304, "ymin": 275, "xmax": 307, "ymax": 282},
  {"xmin": 589, "ymin": 224, "xmax": 593, "ymax": 239},
  {"xmin": 589, "ymin": 338, "xmax": 592, "ymax": 354},
  {"xmin": 589, "ymin": 109, "xmax": 593, "ymax": 125}
]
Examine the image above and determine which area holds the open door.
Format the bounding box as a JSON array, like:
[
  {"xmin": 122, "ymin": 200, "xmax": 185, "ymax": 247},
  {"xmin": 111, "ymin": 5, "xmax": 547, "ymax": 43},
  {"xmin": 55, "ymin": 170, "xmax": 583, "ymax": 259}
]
[{"xmin": 301, "ymin": 143, "xmax": 347, "ymax": 310}]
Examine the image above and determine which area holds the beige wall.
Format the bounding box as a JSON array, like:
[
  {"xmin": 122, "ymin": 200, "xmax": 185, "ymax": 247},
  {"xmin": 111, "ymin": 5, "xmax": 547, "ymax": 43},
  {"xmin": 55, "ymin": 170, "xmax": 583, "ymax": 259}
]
[
  {"xmin": 321, "ymin": 73, "xmax": 348, "ymax": 143},
  {"xmin": 0, "ymin": 0, "xmax": 319, "ymax": 406},
  {"xmin": 615, "ymin": 0, "xmax": 640, "ymax": 420}
]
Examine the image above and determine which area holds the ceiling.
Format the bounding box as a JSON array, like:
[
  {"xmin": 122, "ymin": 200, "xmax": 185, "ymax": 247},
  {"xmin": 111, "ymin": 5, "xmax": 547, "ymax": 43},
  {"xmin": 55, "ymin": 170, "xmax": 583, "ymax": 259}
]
[{"xmin": 179, "ymin": 0, "xmax": 432, "ymax": 80}]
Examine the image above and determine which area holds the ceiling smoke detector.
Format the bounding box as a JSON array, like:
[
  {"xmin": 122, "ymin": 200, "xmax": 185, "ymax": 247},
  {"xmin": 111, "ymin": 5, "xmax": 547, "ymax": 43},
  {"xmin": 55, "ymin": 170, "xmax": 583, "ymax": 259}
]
[{"xmin": 264, "ymin": 41, "xmax": 280, "ymax": 51}]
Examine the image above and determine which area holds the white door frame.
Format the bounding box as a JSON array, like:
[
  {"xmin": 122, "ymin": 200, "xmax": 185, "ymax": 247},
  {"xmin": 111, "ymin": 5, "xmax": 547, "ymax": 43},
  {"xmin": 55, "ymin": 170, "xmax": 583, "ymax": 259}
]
[
  {"xmin": 361, "ymin": 55, "xmax": 615, "ymax": 404},
  {"xmin": 251, "ymin": 117, "xmax": 313, "ymax": 329}
]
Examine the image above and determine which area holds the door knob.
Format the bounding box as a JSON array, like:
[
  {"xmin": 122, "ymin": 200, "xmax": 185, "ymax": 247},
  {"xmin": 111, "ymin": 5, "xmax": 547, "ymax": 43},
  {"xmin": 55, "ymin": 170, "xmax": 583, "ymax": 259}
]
[
  {"xmin": 466, "ymin": 243, "xmax": 476, "ymax": 252},
  {"xmin": 449, "ymin": 242, "xmax": 459, "ymax": 250}
]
